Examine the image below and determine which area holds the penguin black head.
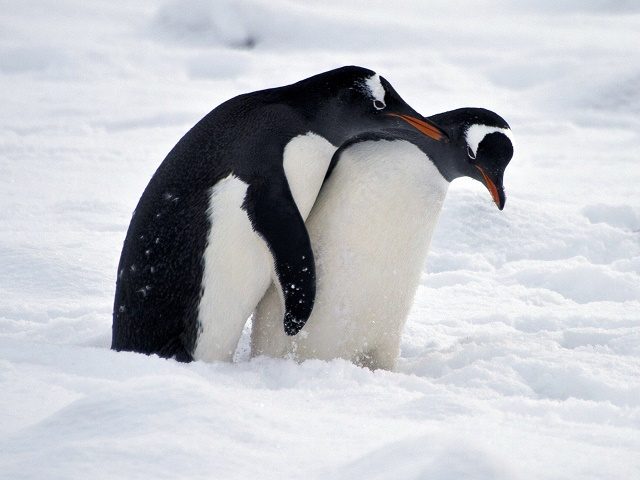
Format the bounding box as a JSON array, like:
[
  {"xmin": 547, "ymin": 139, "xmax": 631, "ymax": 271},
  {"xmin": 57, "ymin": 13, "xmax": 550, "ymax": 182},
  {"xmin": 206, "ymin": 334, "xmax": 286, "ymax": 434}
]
[
  {"xmin": 427, "ymin": 108, "xmax": 514, "ymax": 210},
  {"xmin": 289, "ymin": 66, "xmax": 448, "ymax": 144}
]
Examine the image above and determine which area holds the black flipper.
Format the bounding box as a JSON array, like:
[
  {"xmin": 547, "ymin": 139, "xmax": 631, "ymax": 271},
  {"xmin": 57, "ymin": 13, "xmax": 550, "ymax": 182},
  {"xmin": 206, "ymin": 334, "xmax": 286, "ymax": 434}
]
[{"xmin": 243, "ymin": 175, "xmax": 316, "ymax": 336}]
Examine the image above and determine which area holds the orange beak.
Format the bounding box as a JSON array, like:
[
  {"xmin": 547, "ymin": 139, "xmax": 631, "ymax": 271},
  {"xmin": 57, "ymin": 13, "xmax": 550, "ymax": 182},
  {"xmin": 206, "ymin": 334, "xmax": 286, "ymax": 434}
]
[
  {"xmin": 386, "ymin": 113, "xmax": 448, "ymax": 142},
  {"xmin": 474, "ymin": 165, "xmax": 505, "ymax": 210}
]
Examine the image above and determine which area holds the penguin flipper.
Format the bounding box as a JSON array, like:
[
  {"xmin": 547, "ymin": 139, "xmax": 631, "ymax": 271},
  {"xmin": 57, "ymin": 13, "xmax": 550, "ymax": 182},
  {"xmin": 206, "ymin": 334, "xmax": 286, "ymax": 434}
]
[{"xmin": 243, "ymin": 177, "xmax": 316, "ymax": 336}]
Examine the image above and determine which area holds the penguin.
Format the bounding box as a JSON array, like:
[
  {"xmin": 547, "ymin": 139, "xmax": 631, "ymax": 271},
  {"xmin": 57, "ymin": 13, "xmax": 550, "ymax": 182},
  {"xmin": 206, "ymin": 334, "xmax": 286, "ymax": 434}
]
[
  {"xmin": 111, "ymin": 66, "xmax": 449, "ymax": 362},
  {"xmin": 251, "ymin": 108, "xmax": 513, "ymax": 370}
]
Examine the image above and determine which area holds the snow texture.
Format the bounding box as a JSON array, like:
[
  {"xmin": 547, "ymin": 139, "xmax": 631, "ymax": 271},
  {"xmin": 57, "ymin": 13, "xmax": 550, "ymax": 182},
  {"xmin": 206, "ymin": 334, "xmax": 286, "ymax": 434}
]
[{"xmin": 1, "ymin": 1, "xmax": 639, "ymax": 479}]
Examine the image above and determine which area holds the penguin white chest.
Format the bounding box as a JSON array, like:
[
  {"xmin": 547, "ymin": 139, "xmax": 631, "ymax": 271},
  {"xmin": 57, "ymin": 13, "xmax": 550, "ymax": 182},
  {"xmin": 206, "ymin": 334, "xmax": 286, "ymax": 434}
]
[{"xmin": 252, "ymin": 139, "xmax": 449, "ymax": 370}]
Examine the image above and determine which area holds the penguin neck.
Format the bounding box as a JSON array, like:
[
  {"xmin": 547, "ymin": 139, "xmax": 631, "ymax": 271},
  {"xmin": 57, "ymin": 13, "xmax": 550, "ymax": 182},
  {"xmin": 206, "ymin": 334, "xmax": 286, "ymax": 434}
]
[
  {"xmin": 278, "ymin": 84, "xmax": 361, "ymax": 145},
  {"xmin": 427, "ymin": 110, "xmax": 472, "ymax": 182},
  {"xmin": 377, "ymin": 128, "xmax": 464, "ymax": 183},
  {"xmin": 423, "ymin": 140, "xmax": 465, "ymax": 183},
  {"xmin": 303, "ymin": 101, "xmax": 359, "ymax": 146}
]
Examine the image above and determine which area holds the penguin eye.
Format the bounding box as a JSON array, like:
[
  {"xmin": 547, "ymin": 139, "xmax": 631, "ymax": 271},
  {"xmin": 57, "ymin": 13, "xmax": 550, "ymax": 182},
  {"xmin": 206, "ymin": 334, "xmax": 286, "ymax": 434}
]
[
  {"xmin": 467, "ymin": 145, "xmax": 477, "ymax": 160},
  {"xmin": 373, "ymin": 100, "xmax": 386, "ymax": 110}
]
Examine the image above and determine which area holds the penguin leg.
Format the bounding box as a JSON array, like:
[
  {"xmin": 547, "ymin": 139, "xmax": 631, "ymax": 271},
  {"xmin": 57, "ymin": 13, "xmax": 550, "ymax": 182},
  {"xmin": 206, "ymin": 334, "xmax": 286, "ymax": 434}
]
[
  {"xmin": 367, "ymin": 339, "xmax": 401, "ymax": 371},
  {"xmin": 251, "ymin": 283, "xmax": 291, "ymax": 357},
  {"xmin": 243, "ymin": 177, "xmax": 316, "ymax": 336},
  {"xmin": 158, "ymin": 336, "xmax": 194, "ymax": 363}
]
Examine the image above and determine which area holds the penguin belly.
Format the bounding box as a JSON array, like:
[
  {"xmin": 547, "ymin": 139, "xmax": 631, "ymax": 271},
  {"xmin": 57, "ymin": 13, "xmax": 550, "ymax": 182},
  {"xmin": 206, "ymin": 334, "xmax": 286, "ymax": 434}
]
[
  {"xmin": 251, "ymin": 139, "xmax": 449, "ymax": 370},
  {"xmin": 193, "ymin": 133, "xmax": 336, "ymax": 362}
]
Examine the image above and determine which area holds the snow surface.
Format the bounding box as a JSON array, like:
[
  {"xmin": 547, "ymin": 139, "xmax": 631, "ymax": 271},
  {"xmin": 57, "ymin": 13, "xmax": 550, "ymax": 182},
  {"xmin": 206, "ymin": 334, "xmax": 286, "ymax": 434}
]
[{"xmin": 1, "ymin": 1, "xmax": 639, "ymax": 479}]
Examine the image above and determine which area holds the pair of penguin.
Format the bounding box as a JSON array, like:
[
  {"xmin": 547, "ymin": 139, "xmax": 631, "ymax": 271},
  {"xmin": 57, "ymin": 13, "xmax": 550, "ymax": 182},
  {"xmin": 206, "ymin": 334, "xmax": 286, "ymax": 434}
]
[{"xmin": 111, "ymin": 66, "xmax": 513, "ymax": 368}]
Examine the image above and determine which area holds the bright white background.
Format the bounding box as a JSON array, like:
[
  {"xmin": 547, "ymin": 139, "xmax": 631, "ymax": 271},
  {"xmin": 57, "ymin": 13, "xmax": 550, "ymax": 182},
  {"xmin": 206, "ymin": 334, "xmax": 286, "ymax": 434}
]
[{"xmin": 1, "ymin": 1, "xmax": 639, "ymax": 479}]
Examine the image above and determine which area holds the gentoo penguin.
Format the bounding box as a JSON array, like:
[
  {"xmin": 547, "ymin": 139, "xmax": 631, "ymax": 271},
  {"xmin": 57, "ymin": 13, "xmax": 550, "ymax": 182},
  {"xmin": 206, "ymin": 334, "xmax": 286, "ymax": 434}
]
[
  {"xmin": 111, "ymin": 66, "xmax": 448, "ymax": 362},
  {"xmin": 251, "ymin": 108, "xmax": 513, "ymax": 370}
]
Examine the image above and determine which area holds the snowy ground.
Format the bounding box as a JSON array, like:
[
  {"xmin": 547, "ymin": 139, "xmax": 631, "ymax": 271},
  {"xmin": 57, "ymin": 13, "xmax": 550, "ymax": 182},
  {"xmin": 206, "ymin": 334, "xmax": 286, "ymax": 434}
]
[{"xmin": 1, "ymin": 1, "xmax": 639, "ymax": 479}]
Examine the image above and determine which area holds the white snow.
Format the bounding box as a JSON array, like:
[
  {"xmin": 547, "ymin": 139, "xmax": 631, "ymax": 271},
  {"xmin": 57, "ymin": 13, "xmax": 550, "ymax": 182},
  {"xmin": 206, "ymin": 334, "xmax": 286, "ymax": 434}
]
[{"xmin": 1, "ymin": 1, "xmax": 639, "ymax": 479}]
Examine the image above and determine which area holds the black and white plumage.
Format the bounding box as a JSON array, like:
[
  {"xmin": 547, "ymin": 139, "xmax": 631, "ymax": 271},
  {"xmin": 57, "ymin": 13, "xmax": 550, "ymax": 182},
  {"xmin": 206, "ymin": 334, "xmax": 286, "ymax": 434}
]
[
  {"xmin": 251, "ymin": 108, "xmax": 514, "ymax": 370},
  {"xmin": 111, "ymin": 66, "xmax": 447, "ymax": 362}
]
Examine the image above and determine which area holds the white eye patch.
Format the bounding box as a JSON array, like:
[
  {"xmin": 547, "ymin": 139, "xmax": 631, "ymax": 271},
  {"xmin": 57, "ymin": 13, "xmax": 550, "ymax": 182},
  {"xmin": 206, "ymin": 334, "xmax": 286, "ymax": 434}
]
[
  {"xmin": 365, "ymin": 73, "xmax": 386, "ymax": 107},
  {"xmin": 465, "ymin": 124, "xmax": 513, "ymax": 157}
]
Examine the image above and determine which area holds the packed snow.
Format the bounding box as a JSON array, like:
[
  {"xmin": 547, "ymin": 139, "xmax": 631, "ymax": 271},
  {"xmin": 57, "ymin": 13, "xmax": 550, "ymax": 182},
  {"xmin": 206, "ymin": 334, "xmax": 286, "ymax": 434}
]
[{"xmin": 1, "ymin": 1, "xmax": 639, "ymax": 479}]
